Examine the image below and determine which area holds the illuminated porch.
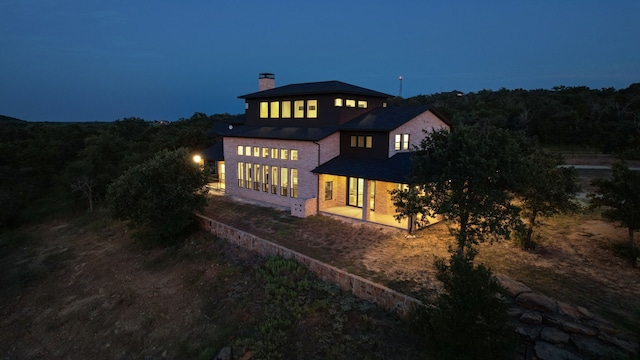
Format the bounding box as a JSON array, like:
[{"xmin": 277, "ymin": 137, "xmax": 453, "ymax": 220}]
[{"xmin": 321, "ymin": 205, "xmax": 408, "ymax": 229}]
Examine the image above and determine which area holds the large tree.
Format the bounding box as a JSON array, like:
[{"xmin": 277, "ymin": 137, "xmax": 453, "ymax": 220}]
[
  {"xmin": 516, "ymin": 149, "xmax": 581, "ymax": 249},
  {"xmin": 106, "ymin": 148, "xmax": 208, "ymax": 244},
  {"xmin": 589, "ymin": 161, "xmax": 640, "ymax": 257},
  {"xmin": 392, "ymin": 125, "xmax": 529, "ymax": 255}
]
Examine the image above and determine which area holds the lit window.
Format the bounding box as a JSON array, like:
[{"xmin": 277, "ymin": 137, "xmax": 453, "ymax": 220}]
[
  {"xmin": 307, "ymin": 100, "xmax": 317, "ymax": 118},
  {"xmin": 262, "ymin": 165, "xmax": 269, "ymax": 192},
  {"xmin": 280, "ymin": 149, "xmax": 288, "ymax": 160},
  {"xmin": 271, "ymin": 166, "xmax": 278, "ymax": 194},
  {"xmin": 245, "ymin": 162, "xmax": 252, "ymax": 189},
  {"xmin": 282, "ymin": 101, "xmax": 291, "ymax": 118},
  {"xmin": 262, "ymin": 147, "xmax": 269, "ymax": 158},
  {"xmin": 254, "ymin": 164, "xmax": 260, "ymax": 190},
  {"xmin": 290, "ymin": 169, "xmax": 298, "ymax": 198},
  {"xmin": 358, "ymin": 100, "xmax": 367, "ymax": 108},
  {"xmin": 365, "ymin": 136, "xmax": 372, "ymax": 148},
  {"xmin": 245, "ymin": 102, "xmax": 249, "ymax": 110},
  {"xmin": 345, "ymin": 99, "xmax": 356, "ymax": 107},
  {"xmin": 290, "ymin": 149, "xmax": 298, "ymax": 161},
  {"xmin": 270, "ymin": 148, "xmax": 278, "ymax": 158},
  {"xmin": 402, "ymin": 134, "xmax": 410, "ymax": 150},
  {"xmin": 334, "ymin": 98, "xmax": 343, "ymax": 107},
  {"xmin": 324, "ymin": 181, "xmax": 333, "ymax": 200},
  {"xmin": 270, "ymin": 101, "xmax": 279, "ymax": 118},
  {"xmin": 395, "ymin": 134, "xmax": 410, "ymax": 151},
  {"xmin": 358, "ymin": 136, "xmax": 365, "ymax": 148},
  {"xmin": 350, "ymin": 135, "xmax": 357, "ymax": 147},
  {"xmin": 245, "ymin": 146, "xmax": 251, "ymax": 156},
  {"xmin": 294, "ymin": 100, "xmax": 304, "ymax": 118},
  {"xmin": 237, "ymin": 162, "xmax": 244, "ymax": 187},
  {"xmin": 383, "ymin": 102, "xmax": 387, "ymax": 108},
  {"xmin": 237, "ymin": 145, "xmax": 244, "ymax": 155},
  {"xmin": 260, "ymin": 102, "xmax": 268, "ymax": 118},
  {"xmin": 253, "ymin": 146, "xmax": 260, "ymax": 157},
  {"xmin": 281, "ymin": 167, "xmax": 288, "ymax": 196},
  {"xmin": 351, "ymin": 135, "xmax": 373, "ymax": 148},
  {"xmin": 394, "ymin": 134, "xmax": 401, "ymax": 150}
]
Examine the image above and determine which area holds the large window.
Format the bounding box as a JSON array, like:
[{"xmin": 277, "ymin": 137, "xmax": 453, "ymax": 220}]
[
  {"xmin": 282, "ymin": 101, "xmax": 291, "ymax": 118},
  {"xmin": 280, "ymin": 149, "xmax": 288, "ymax": 160},
  {"xmin": 290, "ymin": 149, "xmax": 298, "ymax": 161},
  {"xmin": 253, "ymin": 164, "xmax": 261, "ymax": 190},
  {"xmin": 245, "ymin": 163, "xmax": 252, "ymax": 189},
  {"xmin": 358, "ymin": 100, "xmax": 367, "ymax": 108},
  {"xmin": 348, "ymin": 177, "xmax": 364, "ymax": 208},
  {"xmin": 345, "ymin": 99, "xmax": 356, "ymax": 107},
  {"xmin": 334, "ymin": 98, "xmax": 343, "ymax": 107},
  {"xmin": 237, "ymin": 145, "xmax": 244, "ymax": 155},
  {"xmin": 271, "ymin": 166, "xmax": 278, "ymax": 194},
  {"xmin": 237, "ymin": 162, "xmax": 244, "ymax": 187},
  {"xmin": 290, "ymin": 169, "xmax": 298, "ymax": 198},
  {"xmin": 270, "ymin": 101, "xmax": 279, "ymax": 118},
  {"xmin": 262, "ymin": 165, "xmax": 269, "ymax": 192},
  {"xmin": 280, "ymin": 167, "xmax": 288, "ymax": 196}
]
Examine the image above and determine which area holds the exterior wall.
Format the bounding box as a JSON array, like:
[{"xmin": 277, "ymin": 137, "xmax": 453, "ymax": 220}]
[
  {"xmin": 339, "ymin": 131, "xmax": 389, "ymax": 159},
  {"xmin": 374, "ymin": 181, "xmax": 399, "ymax": 215},
  {"xmin": 224, "ymin": 137, "xmax": 323, "ymax": 209},
  {"xmin": 388, "ymin": 110, "xmax": 450, "ymax": 157},
  {"xmin": 317, "ymin": 132, "xmax": 340, "ymax": 164},
  {"xmin": 318, "ymin": 174, "xmax": 346, "ymax": 210}
]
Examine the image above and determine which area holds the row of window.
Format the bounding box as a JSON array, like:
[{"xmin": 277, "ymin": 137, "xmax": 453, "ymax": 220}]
[
  {"xmin": 237, "ymin": 145, "xmax": 298, "ymax": 161},
  {"xmin": 260, "ymin": 100, "xmax": 317, "ymax": 119},
  {"xmin": 258, "ymin": 98, "xmax": 371, "ymax": 119},
  {"xmin": 350, "ymin": 135, "xmax": 373, "ymax": 148},
  {"xmin": 237, "ymin": 162, "xmax": 298, "ymax": 198}
]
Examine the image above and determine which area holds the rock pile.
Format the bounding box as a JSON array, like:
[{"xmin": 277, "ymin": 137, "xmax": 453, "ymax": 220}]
[{"xmin": 497, "ymin": 275, "xmax": 639, "ymax": 359}]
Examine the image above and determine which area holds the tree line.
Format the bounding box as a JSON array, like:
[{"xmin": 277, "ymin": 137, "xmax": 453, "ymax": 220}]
[
  {"xmin": 0, "ymin": 112, "xmax": 232, "ymax": 230},
  {"xmin": 391, "ymin": 83, "xmax": 640, "ymax": 158}
]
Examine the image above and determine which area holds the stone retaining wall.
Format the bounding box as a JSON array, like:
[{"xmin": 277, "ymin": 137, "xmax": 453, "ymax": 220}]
[
  {"xmin": 197, "ymin": 214, "xmax": 638, "ymax": 359},
  {"xmin": 197, "ymin": 215, "xmax": 421, "ymax": 315}
]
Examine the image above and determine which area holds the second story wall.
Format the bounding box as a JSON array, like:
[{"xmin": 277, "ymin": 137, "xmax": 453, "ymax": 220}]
[{"xmin": 387, "ymin": 110, "xmax": 450, "ymax": 157}]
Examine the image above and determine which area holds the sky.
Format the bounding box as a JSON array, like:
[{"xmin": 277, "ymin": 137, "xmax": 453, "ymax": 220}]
[{"xmin": 1, "ymin": 1, "xmax": 639, "ymax": 122}]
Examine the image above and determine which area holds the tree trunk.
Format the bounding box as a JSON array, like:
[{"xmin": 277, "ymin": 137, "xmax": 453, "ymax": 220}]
[
  {"xmin": 630, "ymin": 227, "xmax": 637, "ymax": 258},
  {"xmin": 525, "ymin": 210, "xmax": 538, "ymax": 249}
]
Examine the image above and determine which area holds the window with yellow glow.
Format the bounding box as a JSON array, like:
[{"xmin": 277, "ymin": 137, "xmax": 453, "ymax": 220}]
[
  {"xmin": 345, "ymin": 99, "xmax": 356, "ymax": 107},
  {"xmin": 307, "ymin": 100, "xmax": 317, "ymax": 118},
  {"xmin": 262, "ymin": 147, "xmax": 269, "ymax": 158},
  {"xmin": 290, "ymin": 169, "xmax": 298, "ymax": 198},
  {"xmin": 270, "ymin": 101, "xmax": 279, "ymax": 118},
  {"xmin": 245, "ymin": 146, "xmax": 251, "ymax": 156},
  {"xmin": 271, "ymin": 148, "xmax": 278, "ymax": 158},
  {"xmin": 260, "ymin": 102, "xmax": 268, "ymax": 118},
  {"xmin": 280, "ymin": 167, "xmax": 288, "ymax": 196},
  {"xmin": 280, "ymin": 149, "xmax": 288, "ymax": 160},
  {"xmin": 237, "ymin": 145, "xmax": 244, "ymax": 155},
  {"xmin": 245, "ymin": 163, "xmax": 252, "ymax": 189},
  {"xmin": 262, "ymin": 165, "xmax": 269, "ymax": 192},
  {"xmin": 290, "ymin": 149, "xmax": 298, "ymax": 161},
  {"xmin": 253, "ymin": 146, "xmax": 260, "ymax": 157},
  {"xmin": 254, "ymin": 164, "xmax": 260, "ymax": 190},
  {"xmin": 334, "ymin": 98, "xmax": 343, "ymax": 107},
  {"xmin": 281, "ymin": 101, "xmax": 291, "ymax": 118},
  {"xmin": 358, "ymin": 100, "xmax": 367, "ymax": 108},
  {"xmin": 365, "ymin": 136, "xmax": 372, "ymax": 148},
  {"xmin": 402, "ymin": 134, "xmax": 410, "ymax": 150},
  {"xmin": 271, "ymin": 166, "xmax": 278, "ymax": 194},
  {"xmin": 350, "ymin": 135, "xmax": 357, "ymax": 147},
  {"xmin": 237, "ymin": 162, "xmax": 244, "ymax": 187},
  {"xmin": 294, "ymin": 100, "xmax": 304, "ymax": 118}
]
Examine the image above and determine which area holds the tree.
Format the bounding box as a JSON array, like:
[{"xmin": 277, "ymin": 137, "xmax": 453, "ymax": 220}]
[
  {"xmin": 70, "ymin": 176, "xmax": 97, "ymax": 212},
  {"xmin": 106, "ymin": 148, "xmax": 208, "ymax": 244},
  {"xmin": 394, "ymin": 125, "xmax": 529, "ymax": 256},
  {"xmin": 516, "ymin": 149, "xmax": 580, "ymax": 249},
  {"xmin": 411, "ymin": 248, "xmax": 515, "ymax": 360},
  {"xmin": 389, "ymin": 185, "xmax": 427, "ymax": 233},
  {"xmin": 588, "ymin": 161, "xmax": 640, "ymax": 258}
]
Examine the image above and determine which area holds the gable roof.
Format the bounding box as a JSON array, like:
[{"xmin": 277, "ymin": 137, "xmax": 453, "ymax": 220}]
[
  {"xmin": 312, "ymin": 152, "xmax": 414, "ymax": 183},
  {"xmin": 339, "ymin": 105, "xmax": 452, "ymax": 131},
  {"xmin": 238, "ymin": 80, "xmax": 393, "ymax": 99}
]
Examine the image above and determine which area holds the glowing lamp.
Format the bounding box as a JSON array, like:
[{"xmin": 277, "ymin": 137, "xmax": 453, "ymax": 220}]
[{"xmin": 193, "ymin": 155, "xmax": 202, "ymax": 163}]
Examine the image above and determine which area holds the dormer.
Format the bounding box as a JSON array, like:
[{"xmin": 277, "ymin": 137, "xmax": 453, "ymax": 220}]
[{"xmin": 238, "ymin": 75, "xmax": 392, "ymax": 127}]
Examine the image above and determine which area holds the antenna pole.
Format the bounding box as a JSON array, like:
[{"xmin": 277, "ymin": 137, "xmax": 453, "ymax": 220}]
[{"xmin": 398, "ymin": 76, "xmax": 403, "ymax": 98}]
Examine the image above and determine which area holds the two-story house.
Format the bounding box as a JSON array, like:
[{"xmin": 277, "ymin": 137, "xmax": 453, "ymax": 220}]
[{"xmin": 211, "ymin": 73, "xmax": 451, "ymax": 230}]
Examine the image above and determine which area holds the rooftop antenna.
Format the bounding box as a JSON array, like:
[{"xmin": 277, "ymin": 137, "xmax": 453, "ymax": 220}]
[{"xmin": 398, "ymin": 75, "xmax": 403, "ymax": 98}]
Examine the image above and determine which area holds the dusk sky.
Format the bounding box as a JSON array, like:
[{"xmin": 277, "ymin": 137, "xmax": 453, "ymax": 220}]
[{"xmin": 2, "ymin": 1, "xmax": 639, "ymax": 122}]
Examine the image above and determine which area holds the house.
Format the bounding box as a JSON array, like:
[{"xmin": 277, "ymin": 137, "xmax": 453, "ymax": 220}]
[{"xmin": 208, "ymin": 73, "xmax": 451, "ymax": 231}]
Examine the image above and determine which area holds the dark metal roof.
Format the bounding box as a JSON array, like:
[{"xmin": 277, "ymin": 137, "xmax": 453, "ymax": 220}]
[
  {"xmin": 210, "ymin": 114, "xmax": 246, "ymax": 135},
  {"xmin": 339, "ymin": 105, "xmax": 452, "ymax": 131},
  {"xmin": 222, "ymin": 125, "xmax": 338, "ymax": 141},
  {"xmin": 312, "ymin": 153, "xmax": 414, "ymax": 183},
  {"xmin": 201, "ymin": 141, "xmax": 223, "ymax": 161},
  {"xmin": 238, "ymin": 80, "xmax": 393, "ymax": 99}
]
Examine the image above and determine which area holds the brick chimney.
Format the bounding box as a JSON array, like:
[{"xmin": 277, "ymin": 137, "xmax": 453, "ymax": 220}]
[{"xmin": 258, "ymin": 73, "xmax": 275, "ymax": 91}]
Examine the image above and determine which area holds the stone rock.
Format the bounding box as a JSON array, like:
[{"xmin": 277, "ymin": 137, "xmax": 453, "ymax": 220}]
[
  {"xmin": 598, "ymin": 333, "xmax": 639, "ymax": 355},
  {"xmin": 516, "ymin": 292, "xmax": 558, "ymax": 314},
  {"xmin": 576, "ymin": 306, "xmax": 592, "ymax": 319},
  {"xmin": 508, "ymin": 306, "xmax": 525, "ymax": 318},
  {"xmin": 496, "ymin": 274, "xmax": 532, "ymax": 297},
  {"xmin": 540, "ymin": 327, "xmax": 570, "ymax": 344},
  {"xmin": 558, "ymin": 302, "xmax": 583, "ymax": 320},
  {"xmin": 588, "ymin": 315, "xmax": 620, "ymax": 335},
  {"xmin": 516, "ymin": 323, "xmax": 541, "ymax": 340},
  {"xmin": 214, "ymin": 346, "xmax": 232, "ymax": 360},
  {"xmin": 534, "ymin": 341, "xmax": 583, "ymax": 360},
  {"xmin": 520, "ymin": 310, "xmax": 543, "ymax": 324},
  {"xmin": 571, "ymin": 334, "xmax": 622, "ymax": 359},
  {"xmin": 562, "ymin": 321, "xmax": 597, "ymax": 336}
]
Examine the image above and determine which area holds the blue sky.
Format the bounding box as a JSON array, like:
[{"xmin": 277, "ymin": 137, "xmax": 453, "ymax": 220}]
[{"xmin": 1, "ymin": 1, "xmax": 639, "ymax": 122}]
